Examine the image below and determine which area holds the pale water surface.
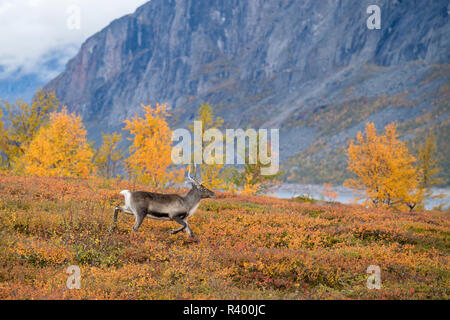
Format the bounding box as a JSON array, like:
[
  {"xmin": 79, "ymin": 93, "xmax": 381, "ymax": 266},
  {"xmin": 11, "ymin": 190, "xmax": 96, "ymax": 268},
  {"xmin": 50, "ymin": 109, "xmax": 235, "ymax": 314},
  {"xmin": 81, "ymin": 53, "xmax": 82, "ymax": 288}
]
[{"xmin": 267, "ymin": 184, "xmax": 450, "ymax": 210}]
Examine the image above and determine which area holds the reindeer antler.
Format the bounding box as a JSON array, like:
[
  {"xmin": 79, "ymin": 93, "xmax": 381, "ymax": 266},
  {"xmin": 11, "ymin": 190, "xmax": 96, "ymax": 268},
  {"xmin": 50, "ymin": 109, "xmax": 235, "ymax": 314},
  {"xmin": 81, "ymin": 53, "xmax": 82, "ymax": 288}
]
[{"xmin": 187, "ymin": 164, "xmax": 201, "ymax": 185}]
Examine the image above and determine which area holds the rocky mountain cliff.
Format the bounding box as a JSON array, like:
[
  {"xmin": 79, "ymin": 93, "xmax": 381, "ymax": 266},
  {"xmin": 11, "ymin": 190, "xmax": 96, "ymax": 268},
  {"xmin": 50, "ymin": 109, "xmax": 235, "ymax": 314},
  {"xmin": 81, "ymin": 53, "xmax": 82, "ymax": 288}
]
[{"xmin": 44, "ymin": 0, "xmax": 450, "ymax": 185}]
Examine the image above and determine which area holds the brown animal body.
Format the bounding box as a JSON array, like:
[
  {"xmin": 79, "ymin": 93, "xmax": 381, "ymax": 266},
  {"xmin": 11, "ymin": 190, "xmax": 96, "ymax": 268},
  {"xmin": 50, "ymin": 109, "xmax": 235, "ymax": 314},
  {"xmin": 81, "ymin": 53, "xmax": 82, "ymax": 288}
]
[{"xmin": 113, "ymin": 174, "xmax": 214, "ymax": 239}]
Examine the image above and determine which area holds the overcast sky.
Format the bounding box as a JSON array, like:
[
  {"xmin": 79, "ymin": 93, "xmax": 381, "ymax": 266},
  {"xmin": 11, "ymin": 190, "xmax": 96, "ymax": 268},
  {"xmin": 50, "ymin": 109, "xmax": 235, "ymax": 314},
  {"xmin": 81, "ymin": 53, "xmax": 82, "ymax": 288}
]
[{"xmin": 0, "ymin": 0, "xmax": 148, "ymax": 80}]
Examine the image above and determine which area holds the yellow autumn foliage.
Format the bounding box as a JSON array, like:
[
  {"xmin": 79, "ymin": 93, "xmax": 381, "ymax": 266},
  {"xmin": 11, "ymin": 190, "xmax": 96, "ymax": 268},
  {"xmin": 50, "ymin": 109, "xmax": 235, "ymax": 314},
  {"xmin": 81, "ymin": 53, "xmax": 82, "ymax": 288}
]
[
  {"xmin": 124, "ymin": 104, "xmax": 179, "ymax": 187},
  {"xmin": 94, "ymin": 132, "xmax": 124, "ymax": 179},
  {"xmin": 345, "ymin": 122, "xmax": 421, "ymax": 211},
  {"xmin": 240, "ymin": 174, "xmax": 260, "ymax": 195},
  {"xmin": 0, "ymin": 89, "xmax": 59, "ymax": 169},
  {"xmin": 190, "ymin": 102, "xmax": 226, "ymax": 190},
  {"xmin": 22, "ymin": 107, "xmax": 94, "ymax": 178}
]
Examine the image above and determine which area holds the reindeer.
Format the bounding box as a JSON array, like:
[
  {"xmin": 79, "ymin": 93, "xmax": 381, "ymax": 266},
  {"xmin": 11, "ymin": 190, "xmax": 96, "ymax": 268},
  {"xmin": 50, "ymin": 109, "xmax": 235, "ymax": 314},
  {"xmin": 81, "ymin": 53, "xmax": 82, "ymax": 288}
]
[{"xmin": 112, "ymin": 167, "xmax": 214, "ymax": 239}]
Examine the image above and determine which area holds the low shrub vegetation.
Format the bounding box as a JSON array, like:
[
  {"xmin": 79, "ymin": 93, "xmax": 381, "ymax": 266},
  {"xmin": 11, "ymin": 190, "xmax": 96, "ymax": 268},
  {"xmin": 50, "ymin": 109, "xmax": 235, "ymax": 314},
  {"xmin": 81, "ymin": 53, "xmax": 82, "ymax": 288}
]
[{"xmin": 0, "ymin": 174, "xmax": 448, "ymax": 299}]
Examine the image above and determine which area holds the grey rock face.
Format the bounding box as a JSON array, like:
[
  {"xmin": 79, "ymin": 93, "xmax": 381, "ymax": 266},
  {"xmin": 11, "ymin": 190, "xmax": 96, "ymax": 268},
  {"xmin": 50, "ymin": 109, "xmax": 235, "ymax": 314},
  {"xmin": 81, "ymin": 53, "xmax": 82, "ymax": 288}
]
[{"xmin": 43, "ymin": 0, "xmax": 450, "ymax": 183}]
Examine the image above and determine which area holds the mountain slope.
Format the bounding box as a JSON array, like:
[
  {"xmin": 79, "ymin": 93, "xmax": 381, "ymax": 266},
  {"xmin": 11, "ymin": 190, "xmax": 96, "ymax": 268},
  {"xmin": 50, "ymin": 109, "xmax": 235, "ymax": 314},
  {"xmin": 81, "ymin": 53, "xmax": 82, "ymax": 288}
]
[{"xmin": 43, "ymin": 0, "xmax": 450, "ymax": 185}]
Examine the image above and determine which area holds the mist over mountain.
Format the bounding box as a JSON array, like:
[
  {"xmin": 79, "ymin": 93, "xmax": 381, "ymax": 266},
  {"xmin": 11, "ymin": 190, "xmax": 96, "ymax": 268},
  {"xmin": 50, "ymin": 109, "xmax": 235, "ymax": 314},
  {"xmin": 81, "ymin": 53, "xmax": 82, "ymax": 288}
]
[
  {"xmin": 43, "ymin": 0, "xmax": 450, "ymax": 185},
  {"xmin": 0, "ymin": 47, "xmax": 77, "ymax": 103}
]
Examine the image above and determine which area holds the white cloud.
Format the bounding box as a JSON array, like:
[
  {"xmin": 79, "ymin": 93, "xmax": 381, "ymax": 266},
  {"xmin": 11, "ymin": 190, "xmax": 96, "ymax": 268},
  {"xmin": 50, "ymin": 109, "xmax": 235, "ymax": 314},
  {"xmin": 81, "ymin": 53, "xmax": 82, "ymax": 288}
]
[{"xmin": 0, "ymin": 0, "xmax": 149, "ymax": 80}]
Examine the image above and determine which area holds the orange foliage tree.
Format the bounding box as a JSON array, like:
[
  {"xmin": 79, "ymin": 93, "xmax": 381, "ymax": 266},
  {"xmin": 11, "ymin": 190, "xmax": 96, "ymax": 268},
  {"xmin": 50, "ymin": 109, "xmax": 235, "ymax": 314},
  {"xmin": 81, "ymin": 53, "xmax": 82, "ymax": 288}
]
[
  {"xmin": 22, "ymin": 107, "xmax": 94, "ymax": 178},
  {"xmin": 124, "ymin": 104, "xmax": 180, "ymax": 187},
  {"xmin": 345, "ymin": 122, "xmax": 422, "ymax": 211}
]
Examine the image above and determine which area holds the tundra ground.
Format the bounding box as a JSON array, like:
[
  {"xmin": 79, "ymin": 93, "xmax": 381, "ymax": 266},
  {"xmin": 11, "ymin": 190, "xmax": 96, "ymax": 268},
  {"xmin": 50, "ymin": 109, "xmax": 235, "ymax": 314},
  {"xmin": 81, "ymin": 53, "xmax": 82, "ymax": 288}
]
[{"xmin": 0, "ymin": 175, "xmax": 448, "ymax": 299}]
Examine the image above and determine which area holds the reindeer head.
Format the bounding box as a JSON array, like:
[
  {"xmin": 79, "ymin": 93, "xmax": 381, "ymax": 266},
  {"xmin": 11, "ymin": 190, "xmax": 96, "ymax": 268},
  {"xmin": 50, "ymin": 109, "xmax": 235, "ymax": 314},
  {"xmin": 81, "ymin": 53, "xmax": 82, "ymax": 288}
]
[{"xmin": 187, "ymin": 166, "xmax": 215, "ymax": 199}]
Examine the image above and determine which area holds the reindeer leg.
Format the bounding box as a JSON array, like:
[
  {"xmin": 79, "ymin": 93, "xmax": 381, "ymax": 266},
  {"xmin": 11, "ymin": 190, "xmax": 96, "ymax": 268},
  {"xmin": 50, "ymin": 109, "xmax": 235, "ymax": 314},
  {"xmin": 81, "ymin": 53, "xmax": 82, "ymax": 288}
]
[
  {"xmin": 170, "ymin": 216, "xmax": 187, "ymax": 234},
  {"xmin": 132, "ymin": 209, "xmax": 146, "ymax": 232},
  {"xmin": 184, "ymin": 220, "xmax": 195, "ymax": 238},
  {"xmin": 112, "ymin": 206, "xmax": 134, "ymax": 229},
  {"xmin": 111, "ymin": 206, "xmax": 123, "ymax": 230},
  {"xmin": 113, "ymin": 206, "xmax": 122, "ymax": 224}
]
